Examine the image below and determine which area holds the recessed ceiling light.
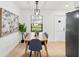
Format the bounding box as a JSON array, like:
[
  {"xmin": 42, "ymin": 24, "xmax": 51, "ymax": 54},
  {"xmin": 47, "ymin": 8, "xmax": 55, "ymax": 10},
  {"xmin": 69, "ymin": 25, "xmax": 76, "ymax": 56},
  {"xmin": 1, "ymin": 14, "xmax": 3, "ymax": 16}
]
[{"xmin": 65, "ymin": 5, "xmax": 69, "ymax": 8}]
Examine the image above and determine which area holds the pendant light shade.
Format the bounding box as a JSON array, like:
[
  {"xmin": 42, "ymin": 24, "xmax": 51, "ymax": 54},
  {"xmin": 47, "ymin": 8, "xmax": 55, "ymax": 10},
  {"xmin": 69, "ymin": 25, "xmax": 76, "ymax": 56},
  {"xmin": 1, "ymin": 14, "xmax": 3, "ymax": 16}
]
[{"xmin": 31, "ymin": 1, "xmax": 43, "ymax": 23}]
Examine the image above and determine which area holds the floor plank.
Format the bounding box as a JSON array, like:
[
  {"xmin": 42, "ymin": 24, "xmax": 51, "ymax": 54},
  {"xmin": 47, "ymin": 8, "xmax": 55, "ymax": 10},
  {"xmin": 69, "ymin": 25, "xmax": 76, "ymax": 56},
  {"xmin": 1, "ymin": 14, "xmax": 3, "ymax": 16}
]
[{"xmin": 8, "ymin": 41, "xmax": 65, "ymax": 57}]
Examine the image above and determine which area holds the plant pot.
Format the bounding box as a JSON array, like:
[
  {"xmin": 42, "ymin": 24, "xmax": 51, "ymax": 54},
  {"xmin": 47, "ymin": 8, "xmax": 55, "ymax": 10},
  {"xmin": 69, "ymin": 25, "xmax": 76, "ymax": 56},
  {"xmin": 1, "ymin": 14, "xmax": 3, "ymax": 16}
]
[{"xmin": 21, "ymin": 40, "xmax": 24, "ymax": 43}]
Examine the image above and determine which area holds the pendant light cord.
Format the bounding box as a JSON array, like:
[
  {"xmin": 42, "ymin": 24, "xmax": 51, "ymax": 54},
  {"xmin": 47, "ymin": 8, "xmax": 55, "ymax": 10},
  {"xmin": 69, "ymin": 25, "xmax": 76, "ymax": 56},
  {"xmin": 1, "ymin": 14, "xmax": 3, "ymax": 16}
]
[{"xmin": 35, "ymin": 1, "xmax": 38, "ymax": 10}]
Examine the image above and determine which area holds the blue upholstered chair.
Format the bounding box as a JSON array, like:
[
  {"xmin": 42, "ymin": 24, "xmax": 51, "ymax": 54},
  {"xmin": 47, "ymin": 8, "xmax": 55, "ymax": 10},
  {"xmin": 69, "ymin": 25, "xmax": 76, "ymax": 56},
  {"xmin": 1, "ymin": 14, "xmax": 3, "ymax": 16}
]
[{"xmin": 29, "ymin": 39, "xmax": 42, "ymax": 57}]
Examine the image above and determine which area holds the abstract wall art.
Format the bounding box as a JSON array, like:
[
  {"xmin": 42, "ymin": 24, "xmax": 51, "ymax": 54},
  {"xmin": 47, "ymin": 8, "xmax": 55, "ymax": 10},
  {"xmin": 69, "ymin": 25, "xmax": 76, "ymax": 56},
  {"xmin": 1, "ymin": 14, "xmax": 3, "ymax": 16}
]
[{"xmin": 0, "ymin": 8, "xmax": 19, "ymax": 37}]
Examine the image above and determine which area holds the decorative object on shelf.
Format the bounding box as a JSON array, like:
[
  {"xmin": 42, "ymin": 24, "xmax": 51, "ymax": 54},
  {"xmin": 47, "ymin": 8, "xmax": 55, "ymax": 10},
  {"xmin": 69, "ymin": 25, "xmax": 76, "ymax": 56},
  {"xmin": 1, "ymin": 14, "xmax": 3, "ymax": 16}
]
[
  {"xmin": 31, "ymin": 1, "xmax": 43, "ymax": 33},
  {"xmin": 19, "ymin": 23, "xmax": 27, "ymax": 43},
  {"xmin": 0, "ymin": 8, "xmax": 19, "ymax": 37}
]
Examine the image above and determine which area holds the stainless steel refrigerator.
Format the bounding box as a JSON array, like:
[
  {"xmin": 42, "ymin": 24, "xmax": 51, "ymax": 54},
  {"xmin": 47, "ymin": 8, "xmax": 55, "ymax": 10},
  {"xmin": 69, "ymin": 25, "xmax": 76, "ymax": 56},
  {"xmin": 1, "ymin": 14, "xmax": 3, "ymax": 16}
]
[{"xmin": 66, "ymin": 10, "xmax": 79, "ymax": 57}]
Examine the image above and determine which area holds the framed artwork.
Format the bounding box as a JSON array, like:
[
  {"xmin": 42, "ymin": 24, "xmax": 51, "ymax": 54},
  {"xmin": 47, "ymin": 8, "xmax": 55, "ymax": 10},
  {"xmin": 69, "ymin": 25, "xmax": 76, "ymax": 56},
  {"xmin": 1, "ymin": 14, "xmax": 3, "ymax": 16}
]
[
  {"xmin": 31, "ymin": 15, "xmax": 43, "ymax": 32},
  {"xmin": 0, "ymin": 8, "xmax": 19, "ymax": 37}
]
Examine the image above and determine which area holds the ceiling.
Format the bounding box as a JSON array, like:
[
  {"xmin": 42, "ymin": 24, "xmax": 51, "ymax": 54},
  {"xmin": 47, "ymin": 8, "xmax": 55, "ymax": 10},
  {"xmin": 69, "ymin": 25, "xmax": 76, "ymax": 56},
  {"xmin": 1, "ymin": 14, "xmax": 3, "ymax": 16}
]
[{"xmin": 13, "ymin": 1, "xmax": 78, "ymax": 11}]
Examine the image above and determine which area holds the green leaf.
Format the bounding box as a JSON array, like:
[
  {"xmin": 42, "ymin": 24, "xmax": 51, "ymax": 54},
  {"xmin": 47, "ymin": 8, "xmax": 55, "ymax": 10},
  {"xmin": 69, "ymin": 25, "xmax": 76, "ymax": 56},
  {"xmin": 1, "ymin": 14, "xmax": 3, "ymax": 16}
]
[{"xmin": 19, "ymin": 23, "xmax": 27, "ymax": 32}]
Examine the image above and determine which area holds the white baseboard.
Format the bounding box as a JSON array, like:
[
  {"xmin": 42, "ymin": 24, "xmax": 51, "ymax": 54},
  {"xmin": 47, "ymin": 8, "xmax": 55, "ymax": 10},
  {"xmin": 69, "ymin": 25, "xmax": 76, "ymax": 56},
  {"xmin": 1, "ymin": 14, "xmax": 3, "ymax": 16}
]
[{"xmin": 48, "ymin": 39, "xmax": 65, "ymax": 42}]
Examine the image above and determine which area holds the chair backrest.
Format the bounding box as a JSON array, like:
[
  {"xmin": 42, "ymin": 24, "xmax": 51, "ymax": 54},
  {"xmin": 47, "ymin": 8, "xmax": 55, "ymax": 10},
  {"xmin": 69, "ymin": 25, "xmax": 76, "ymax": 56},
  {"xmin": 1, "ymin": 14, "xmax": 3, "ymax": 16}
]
[
  {"xmin": 29, "ymin": 39, "xmax": 42, "ymax": 51},
  {"xmin": 43, "ymin": 32, "xmax": 48, "ymax": 38},
  {"xmin": 24, "ymin": 33, "xmax": 29, "ymax": 38}
]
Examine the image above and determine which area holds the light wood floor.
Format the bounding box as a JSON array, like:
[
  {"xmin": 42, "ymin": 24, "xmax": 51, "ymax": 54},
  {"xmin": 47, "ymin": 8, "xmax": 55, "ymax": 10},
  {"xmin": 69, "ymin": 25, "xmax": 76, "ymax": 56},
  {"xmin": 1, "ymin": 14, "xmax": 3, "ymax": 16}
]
[{"xmin": 8, "ymin": 41, "xmax": 65, "ymax": 57}]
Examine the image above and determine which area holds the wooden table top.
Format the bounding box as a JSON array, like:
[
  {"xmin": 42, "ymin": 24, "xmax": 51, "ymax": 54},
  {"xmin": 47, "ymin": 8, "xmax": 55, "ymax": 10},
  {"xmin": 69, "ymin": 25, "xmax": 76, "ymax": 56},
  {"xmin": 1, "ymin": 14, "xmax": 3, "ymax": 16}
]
[{"xmin": 24, "ymin": 32, "xmax": 48, "ymax": 42}]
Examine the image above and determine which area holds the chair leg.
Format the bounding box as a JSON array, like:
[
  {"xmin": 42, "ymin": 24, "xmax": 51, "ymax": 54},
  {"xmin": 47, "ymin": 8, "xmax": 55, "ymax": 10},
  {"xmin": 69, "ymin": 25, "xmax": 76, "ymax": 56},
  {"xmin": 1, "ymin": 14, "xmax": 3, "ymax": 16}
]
[
  {"xmin": 38, "ymin": 51, "xmax": 41, "ymax": 57},
  {"xmin": 29, "ymin": 51, "xmax": 32, "ymax": 57},
  {"xmin": 39, "ymin": 51, "xmax": 41, "ymax": 57}
]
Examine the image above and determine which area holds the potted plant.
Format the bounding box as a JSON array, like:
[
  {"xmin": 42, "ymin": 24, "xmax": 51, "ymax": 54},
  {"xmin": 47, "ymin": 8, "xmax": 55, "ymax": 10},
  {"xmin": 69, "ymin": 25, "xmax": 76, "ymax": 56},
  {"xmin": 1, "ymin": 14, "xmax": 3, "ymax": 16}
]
[{"xmin": 19, "ymin": 23, "xmax": 26, "ymax": 43}]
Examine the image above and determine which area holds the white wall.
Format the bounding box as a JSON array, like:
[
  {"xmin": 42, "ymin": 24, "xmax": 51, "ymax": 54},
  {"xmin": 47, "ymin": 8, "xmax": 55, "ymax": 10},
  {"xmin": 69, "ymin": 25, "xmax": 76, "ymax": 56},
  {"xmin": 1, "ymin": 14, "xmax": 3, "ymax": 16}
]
[
  {"xmin": 54, "ymin": 14, "xmax": 66, "ymax": 41},
  {"xmin": 19, "ymin": 10, "xmax": 33, "ymax": 33},
  {"xmin": 41, "ymin": 10, "xmax": 66, "ymax": 41},
  {"xmin": 20, "ymin": 9, "xmax": 66, "ymax": 41},
  {"xmin": 0, "ymin": 1, "xmax": 20, "ymax": 56}
]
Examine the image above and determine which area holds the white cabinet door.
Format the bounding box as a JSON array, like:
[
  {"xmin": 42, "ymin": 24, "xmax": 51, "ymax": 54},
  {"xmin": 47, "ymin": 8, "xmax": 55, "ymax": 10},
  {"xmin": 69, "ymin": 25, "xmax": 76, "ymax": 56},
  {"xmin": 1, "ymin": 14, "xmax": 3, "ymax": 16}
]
[{"xmin": 54, "ymin": 15, "xmax": 66, "ymax": 41}]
